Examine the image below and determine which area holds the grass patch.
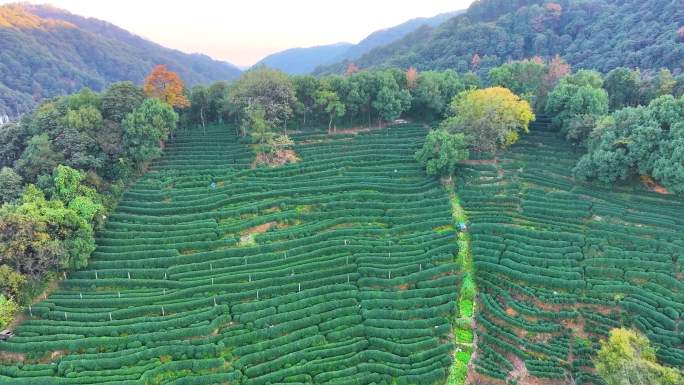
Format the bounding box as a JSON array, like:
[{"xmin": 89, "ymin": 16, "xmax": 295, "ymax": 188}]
[
  {"xmin": 434, "ymin": 224, "xmax": 455, "ymax": 233},
  {"xmin": 446, "ymin": 346, "xmax": 473, "ymax": 385},
  {"xmin": 455, "ymin": 327, "xmax": 473, "ymax": 344},
  {"xmin": 443, "ymin": 177, "xmax": 477, "ymax": 385},
  {"xmin": 294, "ymin": 204, "xmax": 314, "ymax": 213},
  {"xmin": 458, "ymin": 298, "xmax": 474, "ymax": 318},
  {"xmin": 455, "ymin": 348, "xmax": 472, "ymax": 364}
]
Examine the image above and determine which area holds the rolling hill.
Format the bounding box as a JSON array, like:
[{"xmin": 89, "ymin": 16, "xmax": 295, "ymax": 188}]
[
  {"xmin": 0, "ymin": 3, "xmax": 241, "ymax": 118},
  {"xmin": 256, "ymin": 10, "xmax": 462, "ymax": 75},
  {"xmin": 315, "ymin": 0, "xmax": 684, "ymax": 75}
]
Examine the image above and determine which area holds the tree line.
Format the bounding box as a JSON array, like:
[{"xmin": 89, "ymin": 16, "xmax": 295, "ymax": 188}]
[
  {"xmin": 0, "ymin": 65, "xmax": 183, "ymax": 326},
  {"xmin": 411, "ymin": 56, "xmax": 684, "ymax": 196},
  {"xmin": 181, "ymin": 65, "xmax": 481, "ymax": 165},
  {"xmin": 185, "ymin": 58, "xmax": 684, "ymax": 192},
  {"xmin": 541, "ymin": 67, "xmax": 684, "ymax": 193},
  {"xmin": 181, "ymin": 64, "xmax": 541, "ymax": 171},
  {"xmin": 183, "ymin": 65, "xmax": 481, "ymax": 132}
]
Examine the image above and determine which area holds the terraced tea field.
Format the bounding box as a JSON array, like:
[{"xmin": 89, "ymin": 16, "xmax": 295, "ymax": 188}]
[
  {"xmin": 460, "ymin": 119, "xmax": 684, "ymax": 384},
  {"xmin": 0, "ymin": 125, "xmax": 461, "ymax": 384},
  {"xmin": 2, "ymin": 120, "xmax": 683, "ymax": 385}
]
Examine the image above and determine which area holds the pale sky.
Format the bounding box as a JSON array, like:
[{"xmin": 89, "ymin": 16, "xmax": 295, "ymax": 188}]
[{"xmin": 5, "ymin": 0, "xmax": 475, "ymax": 67}]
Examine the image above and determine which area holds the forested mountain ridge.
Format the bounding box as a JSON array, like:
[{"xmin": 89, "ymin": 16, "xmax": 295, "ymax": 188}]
[
  {"xmin": 255, "ymin": 43, "xmax": 355, "ymax": 75},
  {"xmin": 257, "ymin": 10, "xmax": 462, "ymax": 75},
  {"xmin": 333, "ymin": 10, "xmax": 463, "ymax": 63},
  {"xmin": 315, "ymin": 0, "xmax": 684, "ymax": 75},
  {"xmin": 0, "ymin": 3, "xmax": 241, "ymax": 118}
]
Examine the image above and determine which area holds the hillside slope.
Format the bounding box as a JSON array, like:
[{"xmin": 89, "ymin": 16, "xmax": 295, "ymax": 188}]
[
  {"xmin": 316, "ymin": 0, "xmax": 684, "ymax": 75},
  {"xmin": 460, "ymin": 120, "xmax": 684, "ymax": 383},
  {"xmin": 257, "ymin": 10, "xmax": 461, "ymax": 74},
  {"xmin": 0, "ymin": 3, "xmax": 241, "ymax": 117},
  {"xmin": 0, "ymin": 125, "xmax": 460, "ymax": 384}
]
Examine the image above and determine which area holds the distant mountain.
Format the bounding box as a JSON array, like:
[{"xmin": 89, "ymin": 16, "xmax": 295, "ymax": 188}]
[
  {"xmin": 256, "ymin": 10, "xmax": 463, "ymax": 75},
  {"xmin": 337, "ymin": 11, "xmax": 462, "ymax": 62},
  {"xmin": 0, "ymin": 3, "xmax": 241, "ymax": 118},
  {"xmin": 257, "ymin": 43, "xmax": 354, "ymax": 75},
  {"xmin": 316, "ymin": 0, "xmax": 684, "ymax": 75}
]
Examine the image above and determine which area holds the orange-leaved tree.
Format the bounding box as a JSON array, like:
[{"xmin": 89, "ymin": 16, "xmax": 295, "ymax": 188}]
[
  {"xmin": 345, "ymin": 63, "xmax": 359, "ymax": 75},
  {"xmin": 406, "ymin": 67, "xmax": 418, "ymax": 91},
  {"xmin": 471, "ymin": 53, "xmax": 481, "ymax": 71},
  {"xmin": 143, "ymin": 65, "xmax": 190, "ymax": 108}
]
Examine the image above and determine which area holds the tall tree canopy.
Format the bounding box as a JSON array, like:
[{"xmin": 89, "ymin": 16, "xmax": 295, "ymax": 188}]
[
  {"xmin": 242, "ymin": 106, "xmax": 274, "ymax": 156},
  {"xmin": 1, "ymin": 169, "xmax": 102, "ymax": 277},
  {"xmin": 315, "ymin": 84, "xmax": 345, "ymax": 134},
  {"xmin": 574, "ymin": 94, "xmax": 684, "ymax": 193},
  {"xmin": 206, "ymin": 81, "xmax": 230, "ymax": 123},
  {"xmin": 0, "ymin": 123, "xmax": 30, "ymax": 169},
  {"xmin": 409, "ymin": 70, "xmax": 471, "ymax": 122},
  {"xmin": 595, "ymin": 328, "xmax": 682, "ymax": 385},
  {"xmin": 441, "ymin": 87, "xmax": 534, "ymax": 153},
  {"xmin": 574, "ymin": 107, "xmax": 660, "ymax": 184},
  {"xmin": 101, "ymin": 82, "xmax": 146, "ymax": 123},
  {"xmin": 545, "ymin": 70, "xmax": 609, "ymax": 142},
  {"xmin": 415, "ymin": 129, "xmax": 468, "ymax": 177},
  {"xmin": 122, "ymin": 99, "xmax": 179, "ymax": 170},
  {"xmin": 0, "ymin": 167, "xmax": 23, "ymax": 204},
  {"xmin": 228, "ymin": 66, "xmax": 297, "ymax": 132},
  {"xmin": 143, "ymin": 65, "xmax": 191, "ymax": 109},
  {"xmin": 372, "ymin": 72, "xmax": 411, "ymax": 127},
  {"xmin": 488, "ymin": 55, "xmax": 569, "ymax": 111},
  {"xmin": 603, "ymin": 67, "xmax": 642, "ymax": 111},
  {"xmin": 292, "ymin": 75, "xmax": 320, "ymax": 129},
  {"xmin": 241, "ymin": 105, "xmax": 294, "ymax": 167},
  {"xmin": 14, "ymin": 133, "xmax": 64, "ymax": 182},
  {"xmin": 189, "ymin": 86, "xmax": 210, "ymax": 130}
]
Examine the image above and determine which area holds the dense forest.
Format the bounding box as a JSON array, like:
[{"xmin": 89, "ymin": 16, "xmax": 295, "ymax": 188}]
[
  {"xmin": 0, "ymin": 3, "xmax": 241, "ymax": 119},
  {"xmin": 315, "ymin": 0, "xmax": 684, "ymax": 77}
]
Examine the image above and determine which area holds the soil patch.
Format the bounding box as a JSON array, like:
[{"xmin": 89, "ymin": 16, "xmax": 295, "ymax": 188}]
[
  {"xmin": 331, "ymin": 126, "xmax": 383, "ymax": 135},
  {"xmin": 507, "ymin": 354, "xmax": 529, "ymax": 384},
  {"xmin": 252, "ymin": 149, "xmax": 300, "ymax": 168},
  {"xmin": 239, "ymin": 221, "xmax": 276, "ymax": 241},
  {"xmin": 641, "ymin": 175, "xmax": 670, "ymax": 194},
  {"xmin": 461, "ymin": 157, "xmax": 499, "ymax": 165}
]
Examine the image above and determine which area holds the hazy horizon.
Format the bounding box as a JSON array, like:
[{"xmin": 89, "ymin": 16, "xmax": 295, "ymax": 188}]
[{"xmin": 2, "ymin": 0, "xmax": 476, "ymax": 67}]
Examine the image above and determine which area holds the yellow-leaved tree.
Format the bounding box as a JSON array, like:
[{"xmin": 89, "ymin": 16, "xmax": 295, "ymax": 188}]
[
  {"xmin": 440, "ymin": 86, "xmax": 534, "ymax": 153},
  {"xmin": 595, "ymin": 328, "xmax": 682, "ymax": 385}
]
